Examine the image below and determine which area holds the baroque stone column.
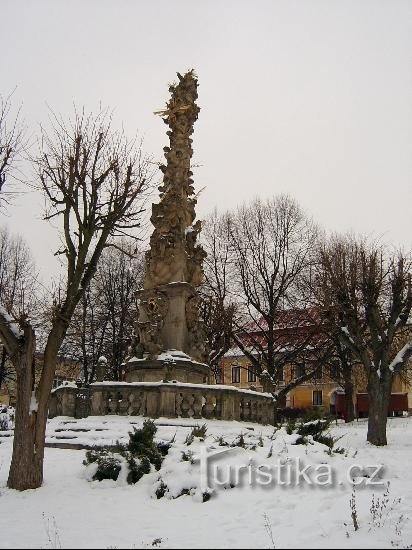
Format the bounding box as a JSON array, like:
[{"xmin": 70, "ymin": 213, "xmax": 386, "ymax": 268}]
[{"xmin": 126, "ymin": 71, "xmax": 210, "ymax": 384}]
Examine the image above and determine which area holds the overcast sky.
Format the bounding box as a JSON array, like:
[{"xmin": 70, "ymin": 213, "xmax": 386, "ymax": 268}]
[{"xmin": 1, "ymin": 0, "xmax": 411, "ymax": 282}]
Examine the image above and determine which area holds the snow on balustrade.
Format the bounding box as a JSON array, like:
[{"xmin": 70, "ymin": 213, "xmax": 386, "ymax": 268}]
[{"xmin": 49, "ymin": 381, "xmax": 274, "ymax": 425}]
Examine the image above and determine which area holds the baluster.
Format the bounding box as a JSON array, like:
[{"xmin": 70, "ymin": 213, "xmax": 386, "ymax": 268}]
[
  {"xmin": 215, "ymin": 393, "xmax": 223, "ymax": 420},
  {"xmin": 240, "ymin": 397, "xmax": 245, "ymax": 421},
  {"xmin": 180, "ymin": 393, "xmax": 191, "ymax": 418},
  {"xmin": 118, "ymin": 392, "xmax": 129, "ymax": 415},
  {"xmin": 188, "ymin": 394, "xmax": 195, "ymax": 418},
  {"xmin": 192, "ymin": 392, "xmax": 203, "ymax": 419},
  {"xmin": 251, "ymin": 400, "xmax": 258, "ymax": 422},
  {"xmin": 176, "ymin": 393, "xmax": 184, "ymax": 417},
  {"xmin": 108, "ymin": 393, "xmax": 117, "ymax": 414},
  {"xmin": 245, "ymin": 399, "xmax": 252, "ymax": 421},
  {"xmin": 202, "ymin": 392, "xmax": 216, "ymax": 419}
]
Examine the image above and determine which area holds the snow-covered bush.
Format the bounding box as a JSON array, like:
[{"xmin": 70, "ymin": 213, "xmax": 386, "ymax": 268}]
[
  {"xmin": 288, "ymin": 417, "xmax": 345, "ymax": 453},
  {"xmin": 84, "ymin": 448, "xmax": 122, "ymax": 482},
  {"xmin": 184, "ymin": 424, "xmax": 207, "ymax": 446},
  {"xmin": 83, "ymin": 420, "xmax": 169, "ymax": 484}
]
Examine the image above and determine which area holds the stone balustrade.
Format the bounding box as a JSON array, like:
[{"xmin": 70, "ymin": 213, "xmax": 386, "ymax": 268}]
[{"xmin": 49, "ymin": 381, "xmax": 274, "ymax": 425}]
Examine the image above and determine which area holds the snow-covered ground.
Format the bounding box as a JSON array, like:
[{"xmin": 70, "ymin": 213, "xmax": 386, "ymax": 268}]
[{"xmin": 0, "ymin": 416, "xmax": 411, "ymax": 549}]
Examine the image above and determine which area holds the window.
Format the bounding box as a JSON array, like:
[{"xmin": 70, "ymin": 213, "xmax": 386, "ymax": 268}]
[
  {"xmin": 215, "ymin": 369, "xmax": 223, "ymax": 384},
  {"xmin": 313, "ymin": 390, "xmax": 323, "ymax": 406},
  {"xmin": 247, "ymin": 366, "xmax": 257, "ymax": 383},
  {"xmin": 232, "ymin": 366, "xmax": 241, "ymax": 384}
]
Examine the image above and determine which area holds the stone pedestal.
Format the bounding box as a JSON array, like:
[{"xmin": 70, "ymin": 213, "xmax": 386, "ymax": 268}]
[
  {"xmin": 125, "ymin": 355, "xmax": 211, "ymax": 384},
  {"xmin": 136, "ymin": 282, "xmax": 205, "ymax": 363}
]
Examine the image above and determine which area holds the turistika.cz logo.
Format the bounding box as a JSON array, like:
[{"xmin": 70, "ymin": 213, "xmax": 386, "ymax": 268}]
[{"xmin": 196, "ymin": 446, "xmax": 386, "ymax": 493}]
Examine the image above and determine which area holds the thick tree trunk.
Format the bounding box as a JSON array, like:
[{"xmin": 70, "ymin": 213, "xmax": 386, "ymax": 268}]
[
  {"xmin": 367, "ymin": 373, "xmax": 392, "ymax": 447},
  {"xmin": 8, "ymin": 323, "xmax": 64, "ymax": 490},
  {"xmin": 7, "ymin": 347, "xmax": 45, "ymax": 489},
  {"xmin": 343, "ymin": 376, "xmax": 356, "ymax": 423}
]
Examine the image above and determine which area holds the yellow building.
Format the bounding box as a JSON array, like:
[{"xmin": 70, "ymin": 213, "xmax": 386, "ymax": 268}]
[
  {"xmin": 219, "ymin": 349, "xmax": 338, "ymax": 410},
  {"xmin": 219, "ymin": 349, "xmax": 411, "ymax": 414}
]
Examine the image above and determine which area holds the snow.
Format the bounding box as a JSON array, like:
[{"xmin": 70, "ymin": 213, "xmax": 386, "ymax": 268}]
[
  {"xmin": 29, "ymin": 391, "xmax": 38, "ymax": 414},
  {"xmin": 341, "ymin": 326, "xmax": 355, "ymax": 346},
  {"xmin": 51, "ymin": 381, "xmax": 78, "ymax": 394},
  {"xmin": 157, "ymin": 349, "xmax": 192, "ymax": 362},
  {"xmin": 89, "ymin": 380, "xmax": 273, "ymax": 398},
  {"xmin": 0, "ymin": 305, "xmax": 23, "ymax": 339},
  {"xmin": 127, "ymin": 356, "xmax": 147, "ymax": 363},
  {"xmin": 224, "ymin": 347, "xmax": 259, "ymax": 358},
  {"xmin": 1, "ymin": 415, "xmax": 412, "ymax": 548},
  {"xmin": 389, "ymin": 341, "xmax": 412, "ymax": 372}
]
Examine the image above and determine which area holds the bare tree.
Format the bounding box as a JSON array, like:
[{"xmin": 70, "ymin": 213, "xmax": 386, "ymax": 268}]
[
  {"xmin": 226, "ymin": 195, "xmax": 332, "ymax": 402},
  {"xmin": 201, "ymin": 211, "xmax": 238, "ymax": 379},
  {"xmin": 63, "ymin": 282, "xmax": 108, "ymax": 384},
  {"xmin": 0, "ymin": 226, "xmax": 37, "ymax": 316},
  {"xmin": 0, "ymin": 93, "xmax": 24, "ymax": 205},
  {"xmin": 64, "ymin": 240, "xmax": 144, "ymax": 383},
  {"xmin": 0, "ymin": 226, "xmax": 39, "ymax": 393},
  {"xmin": 316, "ymin": 235, "xmax": 412, "ymax": 445},
  {"xmin": 0, "ymin": 107, "xmax": 153, "ymax": 490}
]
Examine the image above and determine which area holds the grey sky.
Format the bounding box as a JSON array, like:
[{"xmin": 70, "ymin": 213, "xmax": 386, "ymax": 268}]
[{"xmin": 1, "ymin": 0, "xmax": 411, "ymax": 282}]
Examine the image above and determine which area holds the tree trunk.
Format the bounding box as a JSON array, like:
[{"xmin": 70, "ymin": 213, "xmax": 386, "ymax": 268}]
[
  {"xmin": 8, "ymin": 323, "xmax": 64, "ymax": 490},
  {"xmin": 343, "ymin": 376, "xmax": 356, "ymax": 423},
  {"xmin": 7, "ymin": 350, "xmax": 45, "ymax": 490},
  {"xmin": 367, "ymin": 373, "xmax": 392, "ymax": 447},
  {"xmin": 0, "ymin": 347, "xmax": 7, "ymax": 389}
]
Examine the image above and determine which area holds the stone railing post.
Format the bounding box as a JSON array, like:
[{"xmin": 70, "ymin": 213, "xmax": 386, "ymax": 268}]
[
  {"xmin": 61, "ymin": 389, "xmax": 76, "ymax": 416},
  {"xmin": 220, "ymin": 390, "xmax": 235, "ymax": 421},
  {"xmin": 91, "ymin": 390, "xmax": 105, "ymax": 416},
  {"xmin": 160, "ymin": 385, "xmax": 178, "ymax": 418},
  {"xmin": 145, "ymin": 388, "xmax": 161, "ymax": 418}
]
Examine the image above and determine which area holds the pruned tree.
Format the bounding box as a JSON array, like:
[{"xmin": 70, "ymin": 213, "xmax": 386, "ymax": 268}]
[
  {"xmin": 0, "ymin": 107, "xmax": 153, "ymax": 490},
  {"xmin": 315, "ymin": 235, "xmax": 412, "ymax": 445},
  {"xmin": 226, "ymin": 195, "xmax": 332, "ymax": 402}
]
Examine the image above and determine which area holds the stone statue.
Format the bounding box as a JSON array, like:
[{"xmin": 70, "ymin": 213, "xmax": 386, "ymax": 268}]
[{"xmin": 126, "ymin": 71, "xmax": 210, "ymax": 384}]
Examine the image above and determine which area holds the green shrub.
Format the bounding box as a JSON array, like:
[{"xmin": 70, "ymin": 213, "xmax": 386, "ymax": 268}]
[
  {"xmin": 155, "ymin": 478, "xmax": 168, "ymax": 499},
  {"xmin": 297, "ymin": 418, "xmax": 331, "ymax": 438},
  {"xmin": 181, "ymin": 450, "xmax": 195, "ymax": 463},
  {"xmin": 184, "ymin": 424, "xmax": 208, "ymax": 446},
  {"xmin": 126, "ymin": 455, "xmax": 152, "ymax": 485},
  {"xmin": 84, "ymin": 419, "xmax": 168, "ymax": 484},
  {"xmin": 214, "ymin": 435, "xmax": 229, "ymax": 447},
  {"xmin": 286, "ymin": 418, "xmax": 297, "ymax": 435},
  {"xmin": 231, "ymin": 432, "xmax": 247, "ymax": 448},
  {"xmin": 84, "ymin": 449, "xmax": 122, "ymax": 482}
]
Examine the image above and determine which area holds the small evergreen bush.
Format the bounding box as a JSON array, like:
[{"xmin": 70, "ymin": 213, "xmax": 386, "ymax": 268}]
[
  {"xmin": 184, "ymin": 424, "xmax": 207, "ymax": 446},
  {"xmin": 83, "ymin": 420, "xmax": 168, "ymax": 484},
  {"xmin": 84, "ymin": 448, "xmax": 122, "ymax": 482}
]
